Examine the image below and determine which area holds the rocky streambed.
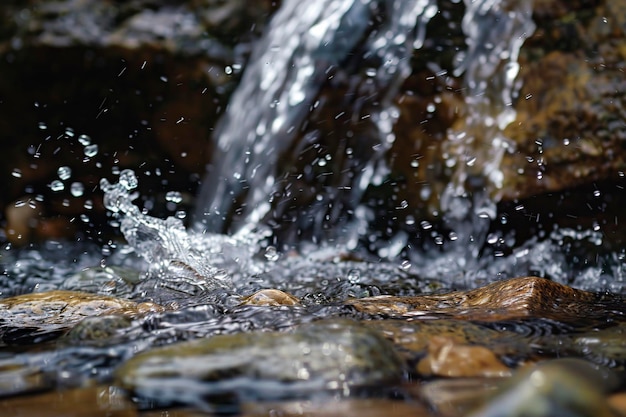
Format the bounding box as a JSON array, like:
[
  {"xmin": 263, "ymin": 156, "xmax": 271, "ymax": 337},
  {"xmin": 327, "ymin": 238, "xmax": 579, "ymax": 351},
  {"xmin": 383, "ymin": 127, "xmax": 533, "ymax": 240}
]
[{"xmin": 1, "ymin": 260, "xmax": 625, "ymax": 417}]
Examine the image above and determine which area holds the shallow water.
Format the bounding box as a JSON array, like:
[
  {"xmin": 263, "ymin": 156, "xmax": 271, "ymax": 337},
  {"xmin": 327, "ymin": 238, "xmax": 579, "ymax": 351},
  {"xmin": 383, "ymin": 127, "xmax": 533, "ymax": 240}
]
[{"xmin": 2, "ymin": 0, "xmax": 626, "ymax": 415}]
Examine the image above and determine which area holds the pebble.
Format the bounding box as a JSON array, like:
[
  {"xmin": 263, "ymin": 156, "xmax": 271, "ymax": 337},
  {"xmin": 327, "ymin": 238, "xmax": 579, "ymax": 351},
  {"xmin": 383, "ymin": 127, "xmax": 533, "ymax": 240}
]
[
  {"xmin": 114, "ymin": 319, "xmax": 404, "ymax": 410},
  {"xmin": 0, "ymin": 290, "xmax": 162, "ymax": 344}
]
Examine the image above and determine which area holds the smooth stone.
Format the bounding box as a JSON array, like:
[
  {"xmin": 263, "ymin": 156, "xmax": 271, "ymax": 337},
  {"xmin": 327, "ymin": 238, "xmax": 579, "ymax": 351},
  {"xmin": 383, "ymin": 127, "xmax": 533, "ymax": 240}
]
[
  {"xmin": 367, "ymin": 319, "xmax": 506, "ymax": 354},
  {"xmin": 572, "ymin": 322, "xmax": 626, "ymax": 369},
  {"xmin": 0, "ymin": 362, "xmax": 51, "ymax": 397},
  {"xmin": 608, "ymin": 392, "xmax": 626, "ymax": 416},
  {"xmin": 241, "ymin": 397, "xmax": 430, "ymax": 417},
  {"xmin": 417, "ymin": 336, "xmax": 511, "ymax": 378},
  {"xmin": 240, "ymin": 289, "xmax": 300, "ymax": 306},
  {"xmin": 0, "ymin": 290, "xmax": 162, "ymax": 344},
  {"xmin": 347, "ymin": 276, "xmax": 624, "ymax": 322},
  {"xmin": 115, "ymin": 319, "xmax": 404, "ymax": 409},
  {"xmin": 60, "ymin": 315, "xmax": 134, "ymax": 346},
  {"xmin": 417, "ymin": 378, "xmax": 501, "ymax": 417},
  {"xmin": 467, "ymin": 358, "xmax": 619, "ymax": 417},
  {"xmin": 0, "ymin": 385, "xmax": 137, "ymax": 417}
]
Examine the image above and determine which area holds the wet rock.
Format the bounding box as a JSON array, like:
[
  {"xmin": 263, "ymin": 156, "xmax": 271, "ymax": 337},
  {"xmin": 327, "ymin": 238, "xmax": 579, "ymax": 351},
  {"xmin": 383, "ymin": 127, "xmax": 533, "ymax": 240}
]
[
  {"xmin": 468, "ymin": 358, "xmax": 619, "ymax": 417},
  {"xmin": 347, "ymin": 276, "xmax": 625, "ymax": 322},
  {"xmin": 0, "ymin": 363, "xmax": 52, "ymax": 397},
  {"xmin": 417, "ymin": 378, "xmax": 501, "ymax": 417},
  {"xmin": 240, "ymin": 289, "xmax": 300, "ymax": 306},
  {"xmin": 608, "ymin": 392, "xmax": 626, "ymax": 417},
  {"xmin": 0, "ymin": 290, "xmax": 162, "ymax": 344},
  {"xmin": 114, "ymin": 319, "xmax": 405, "ymax": 409},
  {"xmin": 367, "ymin": 319, "xmax": 512, "ymax": 358},
  {"xmin": 241, "ymin": 398, "xmax": 430, "ymax": 417},
  {"xmin": 61, "ymin": 315, "xmax": 134, "ymax": 346},
  {"xmin": 0, "ymin": 385, "xmax": 137, "ymax": 417},
  {"xmin": 571, "ymin": 322, "xmax": 626, "ymax": 369},
  {"xmin": 416, "ymin": 336, "xmax": 511, "ymax": 378}
]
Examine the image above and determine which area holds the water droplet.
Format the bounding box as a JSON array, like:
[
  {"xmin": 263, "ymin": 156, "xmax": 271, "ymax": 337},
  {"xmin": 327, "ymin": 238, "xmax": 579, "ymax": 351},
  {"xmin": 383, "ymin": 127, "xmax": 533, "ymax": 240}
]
[
  {"xmin": 38, "ymin": 122, "xmax": 47, "ymax": 130},
  {"xmin": 49, "ymin": 180, "xmax": 64, "ymax": 192},
  {"xmin": 78, "ymin": 134, "xmax": 91, "ymax": 146},
  {"xmin": 264, "ymin": 246, "xmax": 279, "ymax": 262},
  {"xmin": 70, "ymin": 182, "xmax": 84, "ymax": 197},
  {"xmin": 64, "ymin": 127, "xmax": 75, "ymax": 137},
  {"xmin": 400, "ymin": 260, "xmax": 411, "ymax": 271},
  {"xmin": 165, "ymin": 191, "xmax": 183, "ymax": 204},
  {"xmin": 57, "ymin": 166, "xmax": 72, "ymax": 180},
  {"xmin": 11, "ymin": 168, "xmax": 22, "ymax": 178},
  {"xmin": 119, "ymin": 169, "xmax": 138, "ymax": 190},
  {"xmin": 347, "ymin": 269, "xmax": 360, "ymax": 283},
  {"xmin": 84, "ymin": 144, "xmax": 99, "ymax": 157}
]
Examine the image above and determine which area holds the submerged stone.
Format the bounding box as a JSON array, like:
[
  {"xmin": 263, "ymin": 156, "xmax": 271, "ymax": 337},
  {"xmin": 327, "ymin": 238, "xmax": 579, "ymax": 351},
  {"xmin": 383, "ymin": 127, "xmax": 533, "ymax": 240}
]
[
  {"xmin": 0, "ymin": 363, "xmax": 52, "ymax": 398},
  {"xmin": 467, "ymin": 358, "xmax": 620, "ymax": 417},
  {"xmin": 418, "ymin": 378, "xmax": 501, "ymax": 417},
  {"xmin": 241, "ymin": 397, "xmax": 430, "ymax": 417},
  {"xmin": 571, "ymin": 322, "xmax": 626, "ymax": 370},
  {"xmin": 347, "ymin": 276, "xmax": 624, "ymax": 323},
  {"xmin": 114, "ymin": 319, "xmax": 404, "ymax": 409},
  {"xmin": 0, "ymin": 290, "xmax": 162, "ymax": 344},
  {"xmin": 60, "ymin": 315, "xmax": 134, "ymax": 346},
  {"xmin": 416, "ymin": 336, "xmax": 511, "ymax": 378},
  {"xmin": 0, "ymin": 385, "xmax": 137, "ymax": 417}
]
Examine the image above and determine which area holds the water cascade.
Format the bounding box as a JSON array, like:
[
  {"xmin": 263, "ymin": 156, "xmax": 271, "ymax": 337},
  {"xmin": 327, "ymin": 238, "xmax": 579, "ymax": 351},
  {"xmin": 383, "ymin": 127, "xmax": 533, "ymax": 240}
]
[
  {"xmin": 195, "ymin": 0, "xmax": 437, "ymax": 240},
  {"xmin": 2, "ymin": 0, "xmax": 626, "ymax": 414},
  {"xmin": 405, "ymin": 0, "xmax": 537, "ymax": 284}
]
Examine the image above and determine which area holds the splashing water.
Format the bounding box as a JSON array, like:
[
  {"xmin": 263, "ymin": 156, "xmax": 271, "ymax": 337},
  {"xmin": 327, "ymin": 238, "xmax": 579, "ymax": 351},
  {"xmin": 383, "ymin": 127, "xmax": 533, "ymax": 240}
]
[
  {"xmin": 195, "ymin": 0, "xmax": 437, "ymax": 238},
  {"xmin": 100, "ymin": 169, "xmax": 269, "ymax": 295},
  {"xmin": 445, "ymin": 0, "xmax": 535, "ymax": 199},
  {"xmin": 402, "ymin": 0, "xmax": 536, "ymax": 284}
]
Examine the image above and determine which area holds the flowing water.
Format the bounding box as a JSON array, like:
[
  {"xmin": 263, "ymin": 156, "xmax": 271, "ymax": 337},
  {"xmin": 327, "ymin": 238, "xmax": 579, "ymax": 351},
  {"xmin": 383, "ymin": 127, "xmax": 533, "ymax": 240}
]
[{"xmin": 1, "ymin": 0, "xmax": 626, "ymax": 414}]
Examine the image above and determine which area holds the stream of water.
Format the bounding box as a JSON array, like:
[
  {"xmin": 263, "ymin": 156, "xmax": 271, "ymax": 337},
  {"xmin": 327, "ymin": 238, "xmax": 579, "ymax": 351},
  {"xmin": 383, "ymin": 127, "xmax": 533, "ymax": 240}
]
[{"xmin": 1, "ymin": 0, "xmax": 625, "ymax": 414}]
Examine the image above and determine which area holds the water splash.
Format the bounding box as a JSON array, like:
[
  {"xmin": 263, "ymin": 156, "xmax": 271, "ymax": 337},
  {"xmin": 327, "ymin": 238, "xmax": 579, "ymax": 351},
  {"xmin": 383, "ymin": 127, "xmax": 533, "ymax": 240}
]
[
  {"xmin": 195, "ymin": 0, "xmax": 437, "ymax": 238},
  {"xmin": 100, "ymin": 169, "xmax": 233, "ymax": 291}
]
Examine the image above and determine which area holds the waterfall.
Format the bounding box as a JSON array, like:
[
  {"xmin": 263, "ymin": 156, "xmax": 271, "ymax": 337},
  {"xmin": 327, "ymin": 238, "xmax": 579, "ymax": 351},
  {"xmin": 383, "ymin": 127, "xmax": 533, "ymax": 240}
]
[
  {"xmin": 194, "ymin": 0, "xmax": 437, "ymax": 239},
  {"xmin": 407, "ymin": 0, "xmax": 536, "ymax": 282},
  {"xmin": 444, "ymin": 0, "xmax": 535, "ymax": 205}
]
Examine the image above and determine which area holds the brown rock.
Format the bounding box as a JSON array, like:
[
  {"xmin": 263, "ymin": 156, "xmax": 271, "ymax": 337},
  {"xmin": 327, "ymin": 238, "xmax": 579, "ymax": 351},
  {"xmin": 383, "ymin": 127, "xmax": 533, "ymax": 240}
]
[
  {"xmin": 608, "ymin": 392, "xmax": 626, "ymax": 417},
  {"xmin": 241, "ymin": 398, "xmax": 430, "ymax": 417},
  {"xmin": 0, "ymin": 385, "xmax": 137, "ymax": 417},
  {"xmin": 347, "ymin": 276, "xmax": 623, "ymax": 322},
  {"xmin": 0, "ymin": 290, "xmax": 163, "ymax": 343},
  {"xmin": 416, "ymin": 378, "xmax": 501, "ymax": 417},
  {"xmin": 240, "ymin": 289, "xmax": 300, "ymax": 306},
  {"xmin": 416, "ymin": 336, "xmax": 511, "ymax": 378}
]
